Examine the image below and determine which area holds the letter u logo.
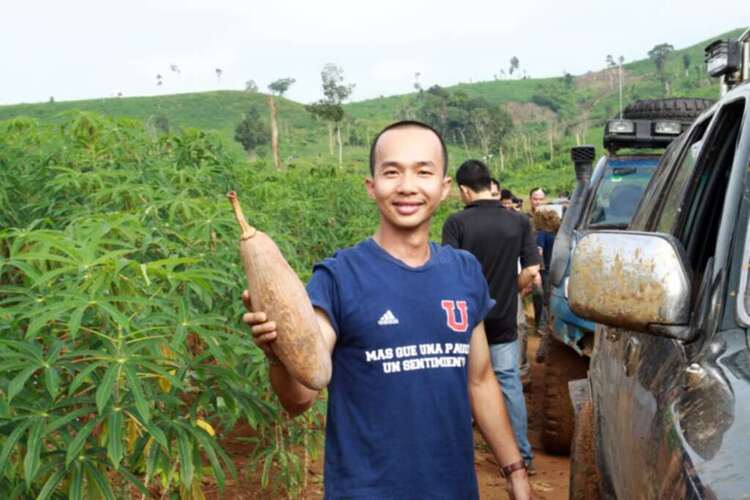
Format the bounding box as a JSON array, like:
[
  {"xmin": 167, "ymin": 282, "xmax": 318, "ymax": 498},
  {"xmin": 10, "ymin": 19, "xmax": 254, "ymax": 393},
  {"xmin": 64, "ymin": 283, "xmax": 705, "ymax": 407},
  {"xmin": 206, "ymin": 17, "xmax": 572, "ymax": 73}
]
[{"xmin": 441, "ymin": 300, "xmax": 469, "ymax": 333}]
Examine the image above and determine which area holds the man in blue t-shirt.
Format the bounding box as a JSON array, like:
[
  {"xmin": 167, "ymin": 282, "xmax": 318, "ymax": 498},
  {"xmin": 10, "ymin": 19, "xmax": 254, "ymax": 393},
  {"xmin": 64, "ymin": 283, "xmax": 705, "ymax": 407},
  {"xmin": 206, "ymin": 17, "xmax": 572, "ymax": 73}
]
[{"xmin": 242, "ymin": 121, "xmax": 531, "ymax": 500}]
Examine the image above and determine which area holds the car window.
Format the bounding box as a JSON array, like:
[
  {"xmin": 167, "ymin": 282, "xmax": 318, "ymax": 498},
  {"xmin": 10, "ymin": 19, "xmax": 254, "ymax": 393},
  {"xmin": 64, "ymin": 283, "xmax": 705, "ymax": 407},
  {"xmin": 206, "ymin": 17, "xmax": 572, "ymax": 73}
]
[
  {"xmin": 678, "ymin": 99, "xmax": 745, "ymax": 279},
  {"xmin": 653, "ymin": 118, "xmax": 712, "ymax": 234},
  {"xmin": 586, "ymin": 158, "xmax": 657, "ymax": 228}
]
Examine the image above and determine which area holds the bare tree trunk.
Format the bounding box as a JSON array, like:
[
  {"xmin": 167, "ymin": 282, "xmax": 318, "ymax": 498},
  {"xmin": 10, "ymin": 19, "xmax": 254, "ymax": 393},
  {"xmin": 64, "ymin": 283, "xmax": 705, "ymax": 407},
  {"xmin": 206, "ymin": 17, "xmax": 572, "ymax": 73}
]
[
  {"xmin": 459, "ymin": 128, "xmax": 470, "ymax": 157},
  {"xmin": 336, "ymin": 122, "xmax": 343, "ymax": 167},
  {"xmin": 328, "ymin": 123, "xmax": 335, "ymax": 156},
  {"xmin": 499, "ymin": 146, "xmax": 505, "ymax": 171},
  {"xmin": 267, "ymin": 95, "xmax": 282, "ymax": 170}
]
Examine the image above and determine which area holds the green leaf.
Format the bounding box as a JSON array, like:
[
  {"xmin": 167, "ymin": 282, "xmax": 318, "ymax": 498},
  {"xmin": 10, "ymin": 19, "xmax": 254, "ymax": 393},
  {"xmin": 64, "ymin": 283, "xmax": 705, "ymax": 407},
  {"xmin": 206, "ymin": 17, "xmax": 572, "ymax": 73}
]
[
  {"xmin": 68, "ymin": 361, "xmax": 103, "ymax": 395},
  {"xmin": 145, "ymin": 421, "xmax": 168, "ymax": 449},
  {"xmin": 176, "ymin": 427, "xmax": 194, "ymax": 490},
  {"xmin": 124, "ymin": 364, "xmax": 150, "ymax": 423},
  {"xmin": 117, "ymin": 466, "xmax": 151, "ymax": 496},
  {"xmin": 96, "ymin": 364, "xmax": 119, "ymax": 414},
  {"xmin": 44, "ymin": 366, "xmax": 61, "ymax": 398},
  {"xmin": 69, "ymin": 463, "xmax": 84, "ymax": 500},
  {"xmin": 84, "ymin": 462, "xmax": 116, "ymax": 500},
  {"xmin": 36, "ymin": 467, "xmax": 66, "ymax": 500},
  {"xmin": 46, "ymin": 407, "xmax": 93, "ymax": 434},
  {"xmin": 107, "ymin": 410, "xmax": 124, "ymax": 470},
  {"xmin": 0, "ymin": 419, "xmax": 32, "ymax": 474},
  {"xmin": 68, "ymin": 305, "xmax": 87, "ymax": 339},
  {"xmin": 23, "ymin": 418, "xmax": 44, "ymax": 487},
  {"xmin": 65, "ymin": 419, "xmax": 97, "ymax": 467},
  {"xmin": 8, "ymin": 365, "xmax": 39, "ymax": 402}
]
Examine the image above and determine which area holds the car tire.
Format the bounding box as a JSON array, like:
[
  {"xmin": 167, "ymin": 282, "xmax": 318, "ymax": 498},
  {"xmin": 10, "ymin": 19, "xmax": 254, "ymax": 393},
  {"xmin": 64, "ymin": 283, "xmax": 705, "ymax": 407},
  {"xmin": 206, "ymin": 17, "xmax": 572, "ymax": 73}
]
[
  {"xmin": 541, "ymin": 338, "xmax": 589, "ymax": 454},
  {"xmin": 622, "ymin": 98, "xmax": 715, "ymax": 121},
  {"xmin": 569, "ymin": 400, "xmax": 601, "ymax": 500}
]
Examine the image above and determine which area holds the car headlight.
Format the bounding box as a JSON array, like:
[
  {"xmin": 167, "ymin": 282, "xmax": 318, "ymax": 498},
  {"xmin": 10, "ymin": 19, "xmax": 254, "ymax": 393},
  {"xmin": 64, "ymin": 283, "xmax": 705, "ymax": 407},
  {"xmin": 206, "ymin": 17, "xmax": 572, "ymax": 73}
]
[
  {"xmin": 607, "ymin": 119, "xmax": 635, "ymax": 135},
  {"xmin": 653, "ymin": 121, "xmax": 682, "ymax": 135}
]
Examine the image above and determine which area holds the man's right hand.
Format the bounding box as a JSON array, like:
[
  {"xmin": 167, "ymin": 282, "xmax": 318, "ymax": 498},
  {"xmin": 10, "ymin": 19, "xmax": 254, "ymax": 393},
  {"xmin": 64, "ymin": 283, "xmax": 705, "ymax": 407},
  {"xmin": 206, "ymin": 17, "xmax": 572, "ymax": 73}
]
[{"xmin": 241, "ymin": 290, "xmax": 279, "ymax": 362}]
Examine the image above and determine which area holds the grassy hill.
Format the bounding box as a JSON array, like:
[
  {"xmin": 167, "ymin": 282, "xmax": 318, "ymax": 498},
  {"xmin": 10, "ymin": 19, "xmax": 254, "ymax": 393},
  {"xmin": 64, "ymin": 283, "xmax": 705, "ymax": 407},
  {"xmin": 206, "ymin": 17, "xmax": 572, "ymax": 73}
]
[{"xmin": 0, "ymin": 27, "xmax": 744, "ymax": 195}]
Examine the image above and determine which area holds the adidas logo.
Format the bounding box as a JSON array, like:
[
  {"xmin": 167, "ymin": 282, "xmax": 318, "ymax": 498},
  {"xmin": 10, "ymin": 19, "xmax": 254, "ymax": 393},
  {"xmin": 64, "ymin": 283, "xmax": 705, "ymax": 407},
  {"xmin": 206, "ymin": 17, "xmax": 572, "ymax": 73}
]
[{"xmin": 377, "ymin": 310, "xmax": 399, "ymax": 326}]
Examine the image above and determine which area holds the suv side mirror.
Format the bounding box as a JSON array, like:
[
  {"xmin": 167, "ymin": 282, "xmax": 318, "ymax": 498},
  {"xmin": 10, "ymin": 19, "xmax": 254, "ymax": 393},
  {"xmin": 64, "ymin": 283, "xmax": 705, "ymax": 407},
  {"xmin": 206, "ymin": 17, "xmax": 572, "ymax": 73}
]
[{"xmin": 568, "ymin": 231, "xmax": 691, "ymax": 337}]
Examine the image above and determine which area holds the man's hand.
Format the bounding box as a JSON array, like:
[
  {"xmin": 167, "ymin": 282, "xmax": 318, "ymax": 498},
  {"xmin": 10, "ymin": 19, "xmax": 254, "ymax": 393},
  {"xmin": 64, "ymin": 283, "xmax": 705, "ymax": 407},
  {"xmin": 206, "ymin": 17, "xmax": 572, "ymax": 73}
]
[
  {"xmin": 507, "ymin": 470, "xmax": 532, "ymax": 500},
  {"xmin": 241, "ymin": 290, "xmax": 279, "ymax": 362}
]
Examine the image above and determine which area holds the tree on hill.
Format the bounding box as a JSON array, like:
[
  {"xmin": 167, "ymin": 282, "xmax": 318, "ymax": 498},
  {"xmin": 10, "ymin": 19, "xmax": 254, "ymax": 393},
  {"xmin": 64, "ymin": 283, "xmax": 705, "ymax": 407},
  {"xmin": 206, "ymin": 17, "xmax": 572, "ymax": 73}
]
[
  {"xmin": 648, "ymin": 43, "xmax": 674, "ymax": 95},
  {"xmin": 264, "ymin": 77, "xmax": 295, "ymax": 169},
  {"xmin": 509, "ymin": 56, "xmax": 520, "ymax": 77},
  {"xmin": 234, "ymin": 106, "xmax": 269, "ymax": 156},
  {"xmin": 412, "ymin": 85, "xmax": 512, "ymax": 167},
  {"xmin": 245, "ymin": 79, "xmax": 258, "ymax": 92},
  {"xmin": 156, "ymin": 74, "xmax": 163, "ymax": 87},
  {"xmin": 215, "ymin": 68, "xmax": 223, "ymax": 85},
  {"xmin": 268, "ymin": 78, "xmax": 296, "ymax": 97},
  {"xmin": 682, "ymin": 53, "xmax": 691, "ymax": 77},
  {"xmin": 306, "ymin": 63, "xmax": 355, "ymax": 167}
]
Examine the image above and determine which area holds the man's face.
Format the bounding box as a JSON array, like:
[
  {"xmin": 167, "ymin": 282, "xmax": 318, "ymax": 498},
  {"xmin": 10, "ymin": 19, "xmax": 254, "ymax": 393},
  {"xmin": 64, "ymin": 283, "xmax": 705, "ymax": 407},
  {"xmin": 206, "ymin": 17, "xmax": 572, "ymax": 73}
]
[
  {"xmin": 490, "ymin": 182, "xmax": 500, "ymax": 200},
  {"xmin": 366, "ymin": 127, "xmax": 450, "ymax": 231},
  {"xmin": 500, "ymin": 198, "xmax": 514, "ymax": 209},
  {"xmin": 530, "ymin": 189, "xmax": 545, "ymax": 211}
]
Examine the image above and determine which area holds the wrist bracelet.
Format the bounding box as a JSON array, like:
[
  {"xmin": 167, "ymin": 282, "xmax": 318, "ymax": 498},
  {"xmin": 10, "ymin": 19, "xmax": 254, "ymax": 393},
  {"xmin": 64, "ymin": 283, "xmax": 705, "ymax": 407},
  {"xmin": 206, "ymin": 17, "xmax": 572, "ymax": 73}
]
[{"xmin": 500, "ymin": 459, "xmax": 527, "ymax": 478}]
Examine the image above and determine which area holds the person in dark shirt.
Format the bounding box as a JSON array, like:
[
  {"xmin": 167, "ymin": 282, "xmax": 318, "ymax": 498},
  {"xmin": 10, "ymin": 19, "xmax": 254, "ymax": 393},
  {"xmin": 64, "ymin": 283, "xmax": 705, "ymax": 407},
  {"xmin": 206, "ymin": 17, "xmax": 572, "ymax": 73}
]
[{"xmin": 442, "ymin": 159, "xmax": 540, "ymax": 472}]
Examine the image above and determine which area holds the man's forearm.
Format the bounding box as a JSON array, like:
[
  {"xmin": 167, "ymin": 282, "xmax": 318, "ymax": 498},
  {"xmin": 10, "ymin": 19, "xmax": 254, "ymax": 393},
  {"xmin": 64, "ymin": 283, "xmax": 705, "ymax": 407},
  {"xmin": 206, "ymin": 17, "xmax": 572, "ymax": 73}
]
[
  {"xmin": 269, "ymin": 362, "xmax": 318, "ymax": 416},
  {"xmin": 517, "ymin": 265, "xmax": 540, "ymax": 291},
  {"xmin": 470, "ymin": 375, "xmax": 523, "ymax": 467}
]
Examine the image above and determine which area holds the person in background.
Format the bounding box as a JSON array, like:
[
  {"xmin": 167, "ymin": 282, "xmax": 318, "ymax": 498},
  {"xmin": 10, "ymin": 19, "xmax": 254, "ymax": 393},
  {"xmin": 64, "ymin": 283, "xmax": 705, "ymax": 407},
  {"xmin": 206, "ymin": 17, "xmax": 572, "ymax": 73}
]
[
  {"xmin": 442, "ymin": 159, "xmax": 540, "ymax": 475},
  {"xmin": 500, "ymin": 189, "xmax": 516, "ymax": 210},
  {"xmin": 513, "ymin": 196, "xmax": 524, "ymax": 212},
  {"xmin": 527, "ymin": 187, "xmax": 548, "ymax": 338},
  {"xmin": 490, "ymin": 178, "xmax": 501, "ymax": 199},
  {"xmin": 532, "ymin": 206, "xmax": 561, "ymax": 363}
]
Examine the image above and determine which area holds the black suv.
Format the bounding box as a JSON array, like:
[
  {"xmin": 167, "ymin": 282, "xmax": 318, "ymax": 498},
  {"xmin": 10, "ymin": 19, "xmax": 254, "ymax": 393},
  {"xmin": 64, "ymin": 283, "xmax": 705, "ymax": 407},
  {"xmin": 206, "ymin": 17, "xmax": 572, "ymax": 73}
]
[{"xmin": 568, "ymin": 28, "xmax": 750, "ymax": 499}]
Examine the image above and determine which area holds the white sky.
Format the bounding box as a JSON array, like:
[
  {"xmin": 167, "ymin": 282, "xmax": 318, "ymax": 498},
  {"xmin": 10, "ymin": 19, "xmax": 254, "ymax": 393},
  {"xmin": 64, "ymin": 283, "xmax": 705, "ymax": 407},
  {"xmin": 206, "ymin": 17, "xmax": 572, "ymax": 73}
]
[{"xmin": 1, "ymin": 0, "xmax": 747, "ymax": 106}]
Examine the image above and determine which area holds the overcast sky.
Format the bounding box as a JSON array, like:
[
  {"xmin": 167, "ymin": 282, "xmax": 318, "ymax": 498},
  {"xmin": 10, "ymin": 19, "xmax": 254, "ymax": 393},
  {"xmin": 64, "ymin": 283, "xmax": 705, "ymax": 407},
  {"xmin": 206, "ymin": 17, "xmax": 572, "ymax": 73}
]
[{"xmin": 2, "ymin": 1, "xmax": 747, "ymax": 106}]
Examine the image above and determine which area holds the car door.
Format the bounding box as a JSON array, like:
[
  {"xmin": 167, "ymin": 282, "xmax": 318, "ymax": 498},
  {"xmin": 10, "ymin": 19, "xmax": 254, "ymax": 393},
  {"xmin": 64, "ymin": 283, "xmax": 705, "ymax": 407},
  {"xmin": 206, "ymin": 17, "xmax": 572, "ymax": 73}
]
[{"xmin": 620, "ymin": 96, "xmax": 747, "ymax": 499}]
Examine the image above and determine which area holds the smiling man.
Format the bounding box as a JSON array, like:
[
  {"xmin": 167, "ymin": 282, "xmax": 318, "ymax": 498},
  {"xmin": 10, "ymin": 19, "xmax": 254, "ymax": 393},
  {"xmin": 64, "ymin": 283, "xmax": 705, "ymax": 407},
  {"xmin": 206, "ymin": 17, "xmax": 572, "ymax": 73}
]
[{"xmin": 242, "ymin": 121, "xmax": 531, "ymax": 500}]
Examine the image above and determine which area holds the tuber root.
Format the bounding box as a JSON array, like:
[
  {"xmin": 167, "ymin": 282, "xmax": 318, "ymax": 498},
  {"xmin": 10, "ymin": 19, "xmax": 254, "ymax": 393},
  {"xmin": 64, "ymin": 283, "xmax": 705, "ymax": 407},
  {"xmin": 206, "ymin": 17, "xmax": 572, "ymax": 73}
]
[{"xmin": 228, "ymin": 191, "xmax": 329, "ymax": 390}]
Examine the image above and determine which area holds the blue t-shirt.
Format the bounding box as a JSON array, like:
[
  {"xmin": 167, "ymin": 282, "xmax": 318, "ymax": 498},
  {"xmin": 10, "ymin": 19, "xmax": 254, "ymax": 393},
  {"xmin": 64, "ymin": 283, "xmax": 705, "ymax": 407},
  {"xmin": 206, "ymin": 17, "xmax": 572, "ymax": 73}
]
[{"xmin": 306, "ymin": 238, "xmax": 495, "ymax": 500}]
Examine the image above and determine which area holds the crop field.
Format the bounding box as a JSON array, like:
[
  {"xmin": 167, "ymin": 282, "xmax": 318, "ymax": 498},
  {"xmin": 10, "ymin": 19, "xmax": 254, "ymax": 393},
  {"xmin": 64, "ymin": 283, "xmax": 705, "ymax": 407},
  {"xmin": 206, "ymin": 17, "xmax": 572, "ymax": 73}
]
[{"xmin": 0, "ymin": 26, "xmax": 740, "ymax": 499}]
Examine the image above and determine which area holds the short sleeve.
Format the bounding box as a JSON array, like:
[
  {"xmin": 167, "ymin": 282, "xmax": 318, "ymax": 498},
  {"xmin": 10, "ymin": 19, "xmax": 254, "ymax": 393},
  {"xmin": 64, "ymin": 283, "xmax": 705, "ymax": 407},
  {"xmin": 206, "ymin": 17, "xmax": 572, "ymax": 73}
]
[
  {"xmin": 441, "ymin": 215, "xmax": 462, "ymax": 249},
  {"xmin": 520, "ymin": 216, "xmax": 541, "ymax": 268},
  {"xmin": 470, "ymin": 255, "xmax": 496, "ymax": 325},
  {"xmin": 305, "ymin": 261, "xmax": 341, "ymax": 336}
]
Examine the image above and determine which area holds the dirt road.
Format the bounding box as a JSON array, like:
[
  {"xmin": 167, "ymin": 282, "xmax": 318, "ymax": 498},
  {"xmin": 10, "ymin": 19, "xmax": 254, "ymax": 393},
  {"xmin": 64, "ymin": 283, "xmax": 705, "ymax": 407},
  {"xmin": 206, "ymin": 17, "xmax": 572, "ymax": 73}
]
[{"xmin": 475, "ymin": 335, "xmax": 570, "ymax": 499}]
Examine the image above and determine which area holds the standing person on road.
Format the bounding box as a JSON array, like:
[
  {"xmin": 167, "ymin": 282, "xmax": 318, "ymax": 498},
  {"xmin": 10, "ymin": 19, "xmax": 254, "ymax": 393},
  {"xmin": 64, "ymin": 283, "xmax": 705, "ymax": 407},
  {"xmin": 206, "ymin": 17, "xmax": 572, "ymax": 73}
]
[
  {"xmin": 528, "ymin": 187, "xmax": 548, "ymax": 337},
  {"xmin": 242, "ymin": 121, "xmax": 531, "ymax": 500},
  {"xmin": 442, "ymin": 160, "xmax": 540, "ymax": 474}
]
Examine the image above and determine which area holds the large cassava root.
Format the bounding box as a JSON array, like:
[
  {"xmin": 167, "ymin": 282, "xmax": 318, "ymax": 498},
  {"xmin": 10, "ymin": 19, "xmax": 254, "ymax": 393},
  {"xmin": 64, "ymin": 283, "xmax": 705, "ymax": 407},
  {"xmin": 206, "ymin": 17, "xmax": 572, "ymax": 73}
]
[{"xmin": 228, "ymin": 191, "xmax": 329, "ymax": 390}]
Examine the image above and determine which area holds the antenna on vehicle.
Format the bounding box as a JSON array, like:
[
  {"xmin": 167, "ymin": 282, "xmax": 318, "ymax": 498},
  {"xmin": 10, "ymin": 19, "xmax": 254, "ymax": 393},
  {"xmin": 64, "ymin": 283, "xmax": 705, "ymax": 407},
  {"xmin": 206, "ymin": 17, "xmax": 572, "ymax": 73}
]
[{"xmin": 618, "ymin": 57, "xmax": 624, "ymax": 120}]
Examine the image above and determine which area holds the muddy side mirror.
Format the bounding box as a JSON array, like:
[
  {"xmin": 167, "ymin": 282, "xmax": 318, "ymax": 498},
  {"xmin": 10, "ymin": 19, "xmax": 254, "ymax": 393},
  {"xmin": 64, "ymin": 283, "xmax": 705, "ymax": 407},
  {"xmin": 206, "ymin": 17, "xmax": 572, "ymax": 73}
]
[{"xmin": 568, "ymin": 231, "xmax": 692, "ymax": 338}]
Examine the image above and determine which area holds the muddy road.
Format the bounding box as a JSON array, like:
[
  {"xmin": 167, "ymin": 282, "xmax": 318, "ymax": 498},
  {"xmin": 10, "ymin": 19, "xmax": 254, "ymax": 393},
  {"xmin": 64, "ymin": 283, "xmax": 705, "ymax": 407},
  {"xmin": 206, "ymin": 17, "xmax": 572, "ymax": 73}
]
[{"xmin": 475, "ymin": 335, "xmax": 570, "ymax": 499}]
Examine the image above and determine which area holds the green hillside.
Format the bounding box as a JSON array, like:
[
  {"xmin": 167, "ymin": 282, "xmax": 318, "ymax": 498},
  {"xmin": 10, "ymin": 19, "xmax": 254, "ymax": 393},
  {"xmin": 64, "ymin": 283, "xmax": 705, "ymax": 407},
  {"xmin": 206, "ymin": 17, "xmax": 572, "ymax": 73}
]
[{"xmin": 0, "ymin": 27, "xmax": 744, "ymax": 195}]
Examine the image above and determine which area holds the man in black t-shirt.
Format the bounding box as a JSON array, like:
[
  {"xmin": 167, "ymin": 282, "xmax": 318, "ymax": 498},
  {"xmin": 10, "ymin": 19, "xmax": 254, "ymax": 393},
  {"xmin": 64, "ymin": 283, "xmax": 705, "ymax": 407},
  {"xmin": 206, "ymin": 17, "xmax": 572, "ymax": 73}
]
[{"xmin": 442, "ymin": 159, "xmax": 540, "ymax": 472}]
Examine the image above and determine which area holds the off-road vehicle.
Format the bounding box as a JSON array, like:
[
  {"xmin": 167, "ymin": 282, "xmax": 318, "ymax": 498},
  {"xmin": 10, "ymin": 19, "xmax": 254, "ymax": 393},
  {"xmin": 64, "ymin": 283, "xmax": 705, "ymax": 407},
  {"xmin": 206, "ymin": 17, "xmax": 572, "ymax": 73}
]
[
  {"xmin": 540, "ymin": 97, "xmax": 713, "ymax": 454},
  {"xmin": 568, "ymin": 28, "xmax": 750, "ymax": 499}
]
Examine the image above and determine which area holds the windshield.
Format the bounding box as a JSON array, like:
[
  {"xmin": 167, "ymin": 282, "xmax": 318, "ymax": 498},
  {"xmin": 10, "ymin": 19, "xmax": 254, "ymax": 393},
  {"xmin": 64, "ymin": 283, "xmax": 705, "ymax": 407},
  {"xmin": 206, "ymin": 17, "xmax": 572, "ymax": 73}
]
[{"xmin": 587, "ymin": 157, "xmax": 659, "ymax": 227}]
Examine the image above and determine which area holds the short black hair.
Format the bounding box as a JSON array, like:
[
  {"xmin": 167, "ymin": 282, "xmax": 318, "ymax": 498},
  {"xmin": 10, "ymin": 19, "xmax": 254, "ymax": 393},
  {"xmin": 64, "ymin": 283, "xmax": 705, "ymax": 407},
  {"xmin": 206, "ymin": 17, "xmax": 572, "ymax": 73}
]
[
  {"xmin": 369, "ymin": 120, "xmax": 448, "ymax": 176},
  {"xmin": 529, "ymin": 186, "xmax": 545, "ymax": 197},
  {"xmin": 500, "ymin": 189, "xmax": 514, "ymax": 200},
  {"xmin": 455, "ymin": 159, "xmax": 492, "ymax": 193}
]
